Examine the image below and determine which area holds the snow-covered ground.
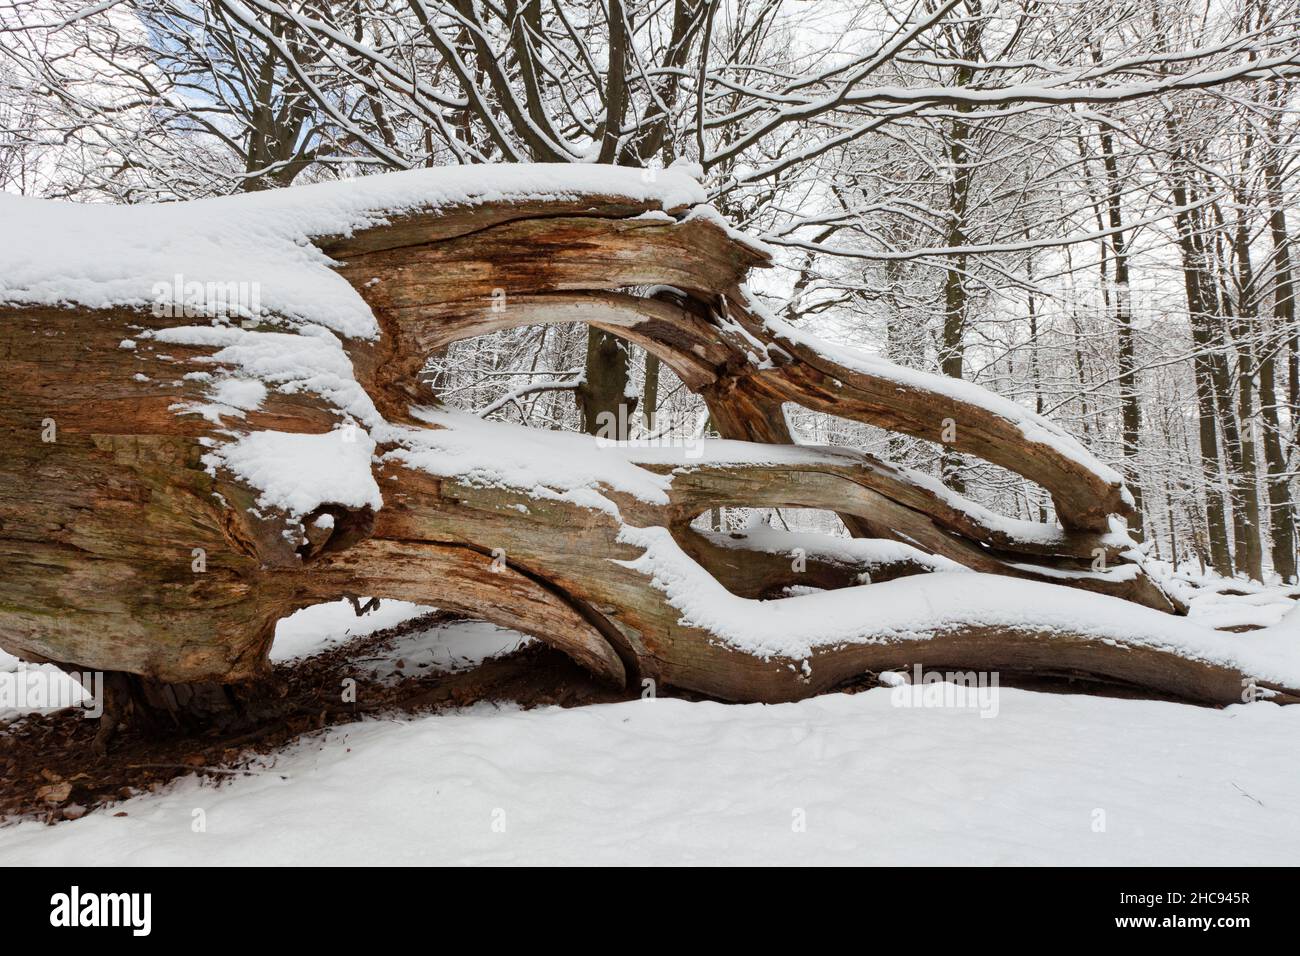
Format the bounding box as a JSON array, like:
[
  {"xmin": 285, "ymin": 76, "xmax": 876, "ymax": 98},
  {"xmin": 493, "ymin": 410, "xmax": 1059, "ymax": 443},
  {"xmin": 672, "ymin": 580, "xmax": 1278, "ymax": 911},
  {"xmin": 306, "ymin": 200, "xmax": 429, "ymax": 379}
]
[
  {"xmin": 1, "ymin": 689, "xmax": 1296, "ymax": 865},
  {"xmin": 1, "ymin": 579, "xmax": 1298, "ymax": 866},
  {"xmin": 269, "ymin": 598, "xmax": 436, "ymax": 662},
  {"xmin": 272, "ymin": 600, "xmax": 534, "ymax": 679}
]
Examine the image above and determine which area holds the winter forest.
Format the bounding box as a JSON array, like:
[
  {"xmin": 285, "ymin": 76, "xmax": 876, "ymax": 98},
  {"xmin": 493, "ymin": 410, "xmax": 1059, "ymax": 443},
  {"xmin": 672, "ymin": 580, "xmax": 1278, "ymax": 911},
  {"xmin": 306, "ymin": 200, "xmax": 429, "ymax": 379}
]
[{"xmin": 1, "ymin": 0, "xmax": 1299, "ymax": 869}]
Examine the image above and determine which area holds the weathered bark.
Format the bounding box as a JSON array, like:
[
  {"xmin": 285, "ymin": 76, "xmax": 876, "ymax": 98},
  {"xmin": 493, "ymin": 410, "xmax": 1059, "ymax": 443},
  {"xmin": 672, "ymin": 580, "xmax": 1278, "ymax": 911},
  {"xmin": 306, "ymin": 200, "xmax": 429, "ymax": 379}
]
[{"xmin": 4, "ymin": 182, "xmax": 1287, "ymax": 725}]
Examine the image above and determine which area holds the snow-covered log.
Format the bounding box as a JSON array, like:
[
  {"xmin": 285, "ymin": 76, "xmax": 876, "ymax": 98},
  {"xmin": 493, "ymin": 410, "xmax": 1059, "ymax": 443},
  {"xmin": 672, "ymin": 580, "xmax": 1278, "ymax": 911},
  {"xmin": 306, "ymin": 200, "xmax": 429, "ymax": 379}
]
[{"xmin": 1, "ymin": 165, "xmax": 1296, "ymax": 721}]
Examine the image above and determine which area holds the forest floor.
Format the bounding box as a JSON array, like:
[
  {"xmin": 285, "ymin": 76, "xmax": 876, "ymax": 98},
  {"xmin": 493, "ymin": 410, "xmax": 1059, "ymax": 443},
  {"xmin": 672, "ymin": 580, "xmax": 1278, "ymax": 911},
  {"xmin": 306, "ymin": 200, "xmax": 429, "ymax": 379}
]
[
  {"xmin": 0, "ymin": 609, "xmax": 633, "ymax": 824},
  {"xmin": 0, "ymin": 566, "xmax": 1297, "ymax": 865}
]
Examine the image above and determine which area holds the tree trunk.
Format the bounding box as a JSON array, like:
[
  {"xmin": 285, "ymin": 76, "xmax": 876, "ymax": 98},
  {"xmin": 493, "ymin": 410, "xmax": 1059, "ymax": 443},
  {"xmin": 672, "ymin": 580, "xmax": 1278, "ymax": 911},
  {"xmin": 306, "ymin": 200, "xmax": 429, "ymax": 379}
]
[
  {"xmin": 5, "ymin": 179, "xmax": 1281, "ymax": 734},
  {"xmin": 1169, "ymin": 173, "xmax": 1234, "ymax": 577},
  {"xmin": 642, "ymin": 352, "xmax": 661, "ymax": 432},
  {"xmin": 578, "ymin": 326, "xmax": 636, "ymax": 438},
  {"xmin": 1228, "ymin": 211, "xmax": 1264, "ymax": 580},
  {"xmin": 1097, "ymin": 121, "xmax": 1144, "ymax": 537},
  {"xmin": 1263, "ymin": 149, "xmax": 1299, "ymax": 582},
  {"xmin": 937, "ymin": 28, "xmax": 981, "ymax": 495},
  {"xmin": 939, "ymin": 114, "xmax": 973, "ymax": 495}
]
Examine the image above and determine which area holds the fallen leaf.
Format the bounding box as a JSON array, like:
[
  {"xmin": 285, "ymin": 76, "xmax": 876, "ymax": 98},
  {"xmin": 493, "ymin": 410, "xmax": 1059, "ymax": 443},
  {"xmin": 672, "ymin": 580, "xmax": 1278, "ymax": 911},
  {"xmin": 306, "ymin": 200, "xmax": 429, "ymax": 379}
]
[{"xmin": 36, "ymin": 781, "xmax": 72, "ymax": 804}]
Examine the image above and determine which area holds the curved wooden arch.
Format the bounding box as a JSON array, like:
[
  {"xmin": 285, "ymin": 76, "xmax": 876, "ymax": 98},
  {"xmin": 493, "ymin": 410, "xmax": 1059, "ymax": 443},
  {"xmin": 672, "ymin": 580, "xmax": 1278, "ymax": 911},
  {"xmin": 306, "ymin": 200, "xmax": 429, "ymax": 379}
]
[{"xmin": 332, "ymin": 205, "xmax": 1131, "ymax": 531}]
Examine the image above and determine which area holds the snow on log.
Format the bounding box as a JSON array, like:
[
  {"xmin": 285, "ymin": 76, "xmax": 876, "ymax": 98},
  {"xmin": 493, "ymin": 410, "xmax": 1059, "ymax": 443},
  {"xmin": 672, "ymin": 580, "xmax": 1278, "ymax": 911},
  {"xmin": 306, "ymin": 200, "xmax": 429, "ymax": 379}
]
[{"xmin": 1, "ymin": 164, "xmax": 1294, "ymax": 716}]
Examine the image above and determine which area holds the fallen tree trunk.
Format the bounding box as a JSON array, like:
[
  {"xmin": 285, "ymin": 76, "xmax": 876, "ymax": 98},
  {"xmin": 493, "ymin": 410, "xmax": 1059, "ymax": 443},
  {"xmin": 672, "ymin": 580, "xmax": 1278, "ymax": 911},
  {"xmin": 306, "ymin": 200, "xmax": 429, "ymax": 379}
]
[{"xmin": 0, "ymin": 166, "xmax": 1294, "ymax": 724}]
